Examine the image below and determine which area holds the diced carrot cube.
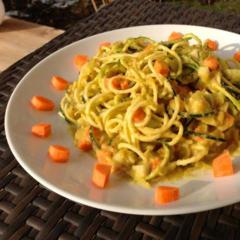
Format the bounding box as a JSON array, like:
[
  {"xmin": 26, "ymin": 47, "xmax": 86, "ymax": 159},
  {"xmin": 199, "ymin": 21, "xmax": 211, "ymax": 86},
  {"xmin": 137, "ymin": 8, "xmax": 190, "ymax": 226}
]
[
  {"xmin": 212, "ymin": 150, "xmax": 234, "ymax": 177},
  {"xmin": 155, "ymin": 186, "xmax": 180, "ymax": 204},
  {"xmin": 92, "ymin": 163, "xmax": 112, "ymax": 188}
]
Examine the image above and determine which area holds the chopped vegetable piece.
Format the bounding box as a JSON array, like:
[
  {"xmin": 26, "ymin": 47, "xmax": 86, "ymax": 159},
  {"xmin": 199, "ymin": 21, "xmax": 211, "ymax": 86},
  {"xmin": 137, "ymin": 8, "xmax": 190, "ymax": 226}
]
[
  {"xmin": 225, "ymin": 112, "xmax": 235, "ymax": 129},
  {"xmin": 206, "ymin": 39, "xmax": 218, "ymax": 51},
  {"xmin": 111, "ymin": 78, "xmax": 121, "ymax": 89},
  {"xmin": 48, "ymin": 145, "xmax": 70, "ymax": 162},
  {"xmin": 154, "ymin": 60, "xmax": 169, "ymax": 77},
  {"xmin": 193, "ymin": 136, "xmax": 204, "ymax": 142},
  {"xmin": 155, "ymin": 186, "xmax": 180, "ymax": 204},
  {"xmin": 168, "ymin": 32, "xmax": 183, "ymax": 41},
  {"xmin": 234, "ymin": 51, "xmax": 240, "ymax": 62},
  {"xmin": 96, "ymin": 149, "xmax": 112, "ymax": 164},
  {"xmin": 100, "ymin": 42, "xmax": 111, "ymax": 48},
  {"xmin": 212, "ymin": 150, "xmax": 234, "ymax": 177},
  {"xmin": 203, "ymin": 56, "xmax": 219, "ymax": 71},
  {"xmin": 90, "ymin": 126, "xmax": 101, "ymax": 139},
  {"xmin": 89, "ymin": 127, "xmax": 101, "ymax": 149},
  {"xmin": 132, "ymin": 108, "xmax": 146, "ymax": 123},
  {"xmin": 189, "ymin": 112, "xmax": 214, "ymax": 118},
  {"xmin": 78, "ymin": 140, "xmax": 92, "ymax": 151},
  {"xmin": 74, "ymin": 55, "xmax": 88, "ymax": 70},
  {"xmin": 179, "ymin": 111, "xmax": 214, "ymax": 119},
  {"xmin": 78, "ymin": 127, "xmax": 101, "ymax": 151},
  {"xmin": 120, "ymin": 80, "xmax": 129, "ymax": 90},
  {"xmin": 144, "ymin": 44, "xmax": 154, "ymax": 53},
  {"xmin": 78, "ymin": 128, "xmax": 92, "ymax": 151},
  {"xmin": 51, "ymin": 76, "xmax": 69, "ymax": 90},
  {"xmin": 151, "ymin": 158, "xmax": 160, "ymax": 170},
  {"xmin": 92, "ymin": 163, "xmax": 112, "ymax": 188},
  {"xmin": 187, "ymin": 91, "xmax": 212, "ymax": 115},
  {"xmin": 31, "ymin": 123, "xmax": 51, "ymax": 138},
  {"xmin": 107, "ymin": 77, "xmax": 130, "ymax": 90},
  {"xmin": 31, "ymin": 96, "xmax": 54, "ymax": 111}
]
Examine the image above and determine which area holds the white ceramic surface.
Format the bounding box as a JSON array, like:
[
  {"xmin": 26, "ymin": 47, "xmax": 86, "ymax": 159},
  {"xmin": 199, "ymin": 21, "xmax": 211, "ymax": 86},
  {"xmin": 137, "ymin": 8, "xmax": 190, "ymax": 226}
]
[{"xmin": 5, "ymin": 25, "xmax": 240, "ymax": 215}]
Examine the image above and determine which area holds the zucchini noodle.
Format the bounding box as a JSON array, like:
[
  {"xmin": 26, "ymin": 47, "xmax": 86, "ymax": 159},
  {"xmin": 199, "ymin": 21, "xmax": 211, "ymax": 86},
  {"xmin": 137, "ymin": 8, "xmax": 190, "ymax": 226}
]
[{"xmin": 60, "ymin": 34, "xmax": 240, "ymax": 185}]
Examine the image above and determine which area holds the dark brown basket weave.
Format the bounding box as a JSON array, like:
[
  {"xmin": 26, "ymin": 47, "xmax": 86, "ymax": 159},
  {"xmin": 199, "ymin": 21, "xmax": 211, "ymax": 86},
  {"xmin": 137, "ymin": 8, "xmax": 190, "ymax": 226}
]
[{"xmin": 1, "ymin": 0, "xmax": 240, "ymax": 239}]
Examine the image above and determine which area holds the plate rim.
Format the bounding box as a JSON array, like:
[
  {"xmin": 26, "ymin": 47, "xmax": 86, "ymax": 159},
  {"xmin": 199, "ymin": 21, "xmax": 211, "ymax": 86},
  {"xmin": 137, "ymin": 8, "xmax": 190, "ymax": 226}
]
[{"xmin": 4, "ymin": 24, "xmax": 240, "ymax": 215}]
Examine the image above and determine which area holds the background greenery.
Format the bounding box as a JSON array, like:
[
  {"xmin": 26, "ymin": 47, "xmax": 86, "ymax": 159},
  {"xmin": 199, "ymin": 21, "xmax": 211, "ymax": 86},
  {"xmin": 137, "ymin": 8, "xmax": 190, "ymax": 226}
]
[
  {"xmin": 163, "ymin": 0, "xmax": 240, "ymax": 14},
  {"xmin": 2, "ymin": 0, "xmax": 240, "ymax": 29}
]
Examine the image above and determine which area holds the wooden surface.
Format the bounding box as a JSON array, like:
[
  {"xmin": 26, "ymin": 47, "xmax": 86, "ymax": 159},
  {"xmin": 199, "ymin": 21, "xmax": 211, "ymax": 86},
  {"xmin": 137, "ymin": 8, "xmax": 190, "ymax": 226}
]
[{"xmin": 0, "ymin": 17, "xmax": 64, "ymax": 72}]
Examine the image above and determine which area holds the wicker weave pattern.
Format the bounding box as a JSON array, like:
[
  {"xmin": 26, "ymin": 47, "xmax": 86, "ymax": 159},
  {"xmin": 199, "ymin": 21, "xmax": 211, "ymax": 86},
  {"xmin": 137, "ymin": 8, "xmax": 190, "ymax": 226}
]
[{"xmin": 1, "ymin": 0, "xmax": 240, "ymax": 239}]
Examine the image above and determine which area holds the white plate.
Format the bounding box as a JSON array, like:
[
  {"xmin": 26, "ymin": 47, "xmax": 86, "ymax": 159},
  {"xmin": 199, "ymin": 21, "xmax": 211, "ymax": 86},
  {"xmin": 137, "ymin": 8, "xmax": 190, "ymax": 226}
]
[{"xmin": 5, "ymin": 25, "xmax": 240, "ymax": 215}]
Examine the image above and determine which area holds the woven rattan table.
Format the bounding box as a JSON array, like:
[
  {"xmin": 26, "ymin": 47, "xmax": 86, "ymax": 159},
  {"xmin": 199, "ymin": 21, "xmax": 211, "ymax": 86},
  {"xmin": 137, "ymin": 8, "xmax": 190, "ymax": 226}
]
[{"xmin": 1, "ymin": 0, "xmax": 240, "ymax": 239}]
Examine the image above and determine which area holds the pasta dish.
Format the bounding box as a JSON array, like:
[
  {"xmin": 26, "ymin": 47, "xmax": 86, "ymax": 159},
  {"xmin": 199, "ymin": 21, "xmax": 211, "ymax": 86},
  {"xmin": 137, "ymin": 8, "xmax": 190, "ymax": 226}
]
[{"xmin": 59, "ymin": 33, "xmax": 240, "ymax": 185}]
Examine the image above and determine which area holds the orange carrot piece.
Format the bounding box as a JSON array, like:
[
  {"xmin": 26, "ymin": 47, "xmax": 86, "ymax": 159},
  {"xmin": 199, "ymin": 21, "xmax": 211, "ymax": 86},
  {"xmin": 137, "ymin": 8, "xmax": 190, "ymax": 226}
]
[
  {"xmin": 78, "ymin": 127, "xmax": 101, "ymax": 151},
  {"xmin": 132, "ymin": 108, "xmax": 146, "ymax": 123},
  {"xmin": 120, "ymin": 80, "xmax": 129, "ymax": 90},
  {"xmin": 151, "ymin": 158, "xmax": 160, "ymax": 170},
  {"xmin": 78, "ymin": 127, "xmax": 92, "ymax": 151},
  {"xmin": 78, "ymin": 140, "xmax": 92, "ymax": 151},
  {"xmin": 105, "ymin": 77, "xmax": 120, "ymax": 89},
  {"xmin": 31, "ymin": 96, "xmax": 54, "ymax": 111},
  {"xmin": 154, "ymin": 60, "xmax": 170, "ymax": 77},
  {"xmin": 194, "ymin": 125, "xmax": 205, "ymax": 133},
  {"xmin": 168, "ymin": 32, "xmax": 183, "ymax": 41},
  {"xmin": 85, "ymin": 126, "xmax": 101, "ymax": 140},
  {"xmin": 212, "ymin": 150, "xmax": 234, "ymax": 177},
  {"xmin": 100, "ymin": 42, "xmax": 111, "ymax": 48},
  {"xmin": 206, "ymin": 39, "xmax": 218, "ymax": 51},
  {"xmin": 203, "ymin": 56, "xmax": 219, "ymax": 71},
  {"xmin": 234, "ymin": 51, "xmax": 240, "ymax": 62},
  {"xmin": 93, "ymin": 127, "xmax": 102, "ymax": 139},
  {"xmin": 74, "ymin": 55, "xmax": 88, "ymax": 70},
  {"xmin": 225, "ymin": 112, "xmax": 235, "ymax": 128},
  {"xmin": 92, "ymin": 163, "xmax": 112, "ymax": 188},
  {"xmin": 96, "ymin": 149, "xmax": 112, "ymax": 164},
  {"xmin": 155, "ymin": 186, "xmax": 180, "ymax": 204},
  {"xmin": 48, "ymin": 145, "xmax": 70, "ymax": 163},
  {"xmin": 51, "ymin": 76, "xmax": 69, "ymax": 90},
  {"xmin": 111, "ymin": 78, "xmax": 121, "ymax": 89},
  {"xmin": 106, "ymin": 77, "xmax": 129, "ymax": 90},
  {"xmin": 193, "ymin": 136, "xmax": 204, "ymax": 142},
  {"xmin": 144, "ymin": 44, "xmax": 154, "ymax": 53},
  {"xmin": 32, "ymin": 123, "xmax": 51, "ymax": 138},
  {"xmin": 91, "ymin": 127, "xmax": 101, "ymax": 139}
]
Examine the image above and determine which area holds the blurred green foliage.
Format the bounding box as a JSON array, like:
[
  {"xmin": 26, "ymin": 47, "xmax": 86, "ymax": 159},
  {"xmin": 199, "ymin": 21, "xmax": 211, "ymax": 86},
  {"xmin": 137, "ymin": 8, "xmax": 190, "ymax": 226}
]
[{"xmin": 164, "ymin": 0, "xmax": 240, "ymax": 13}]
